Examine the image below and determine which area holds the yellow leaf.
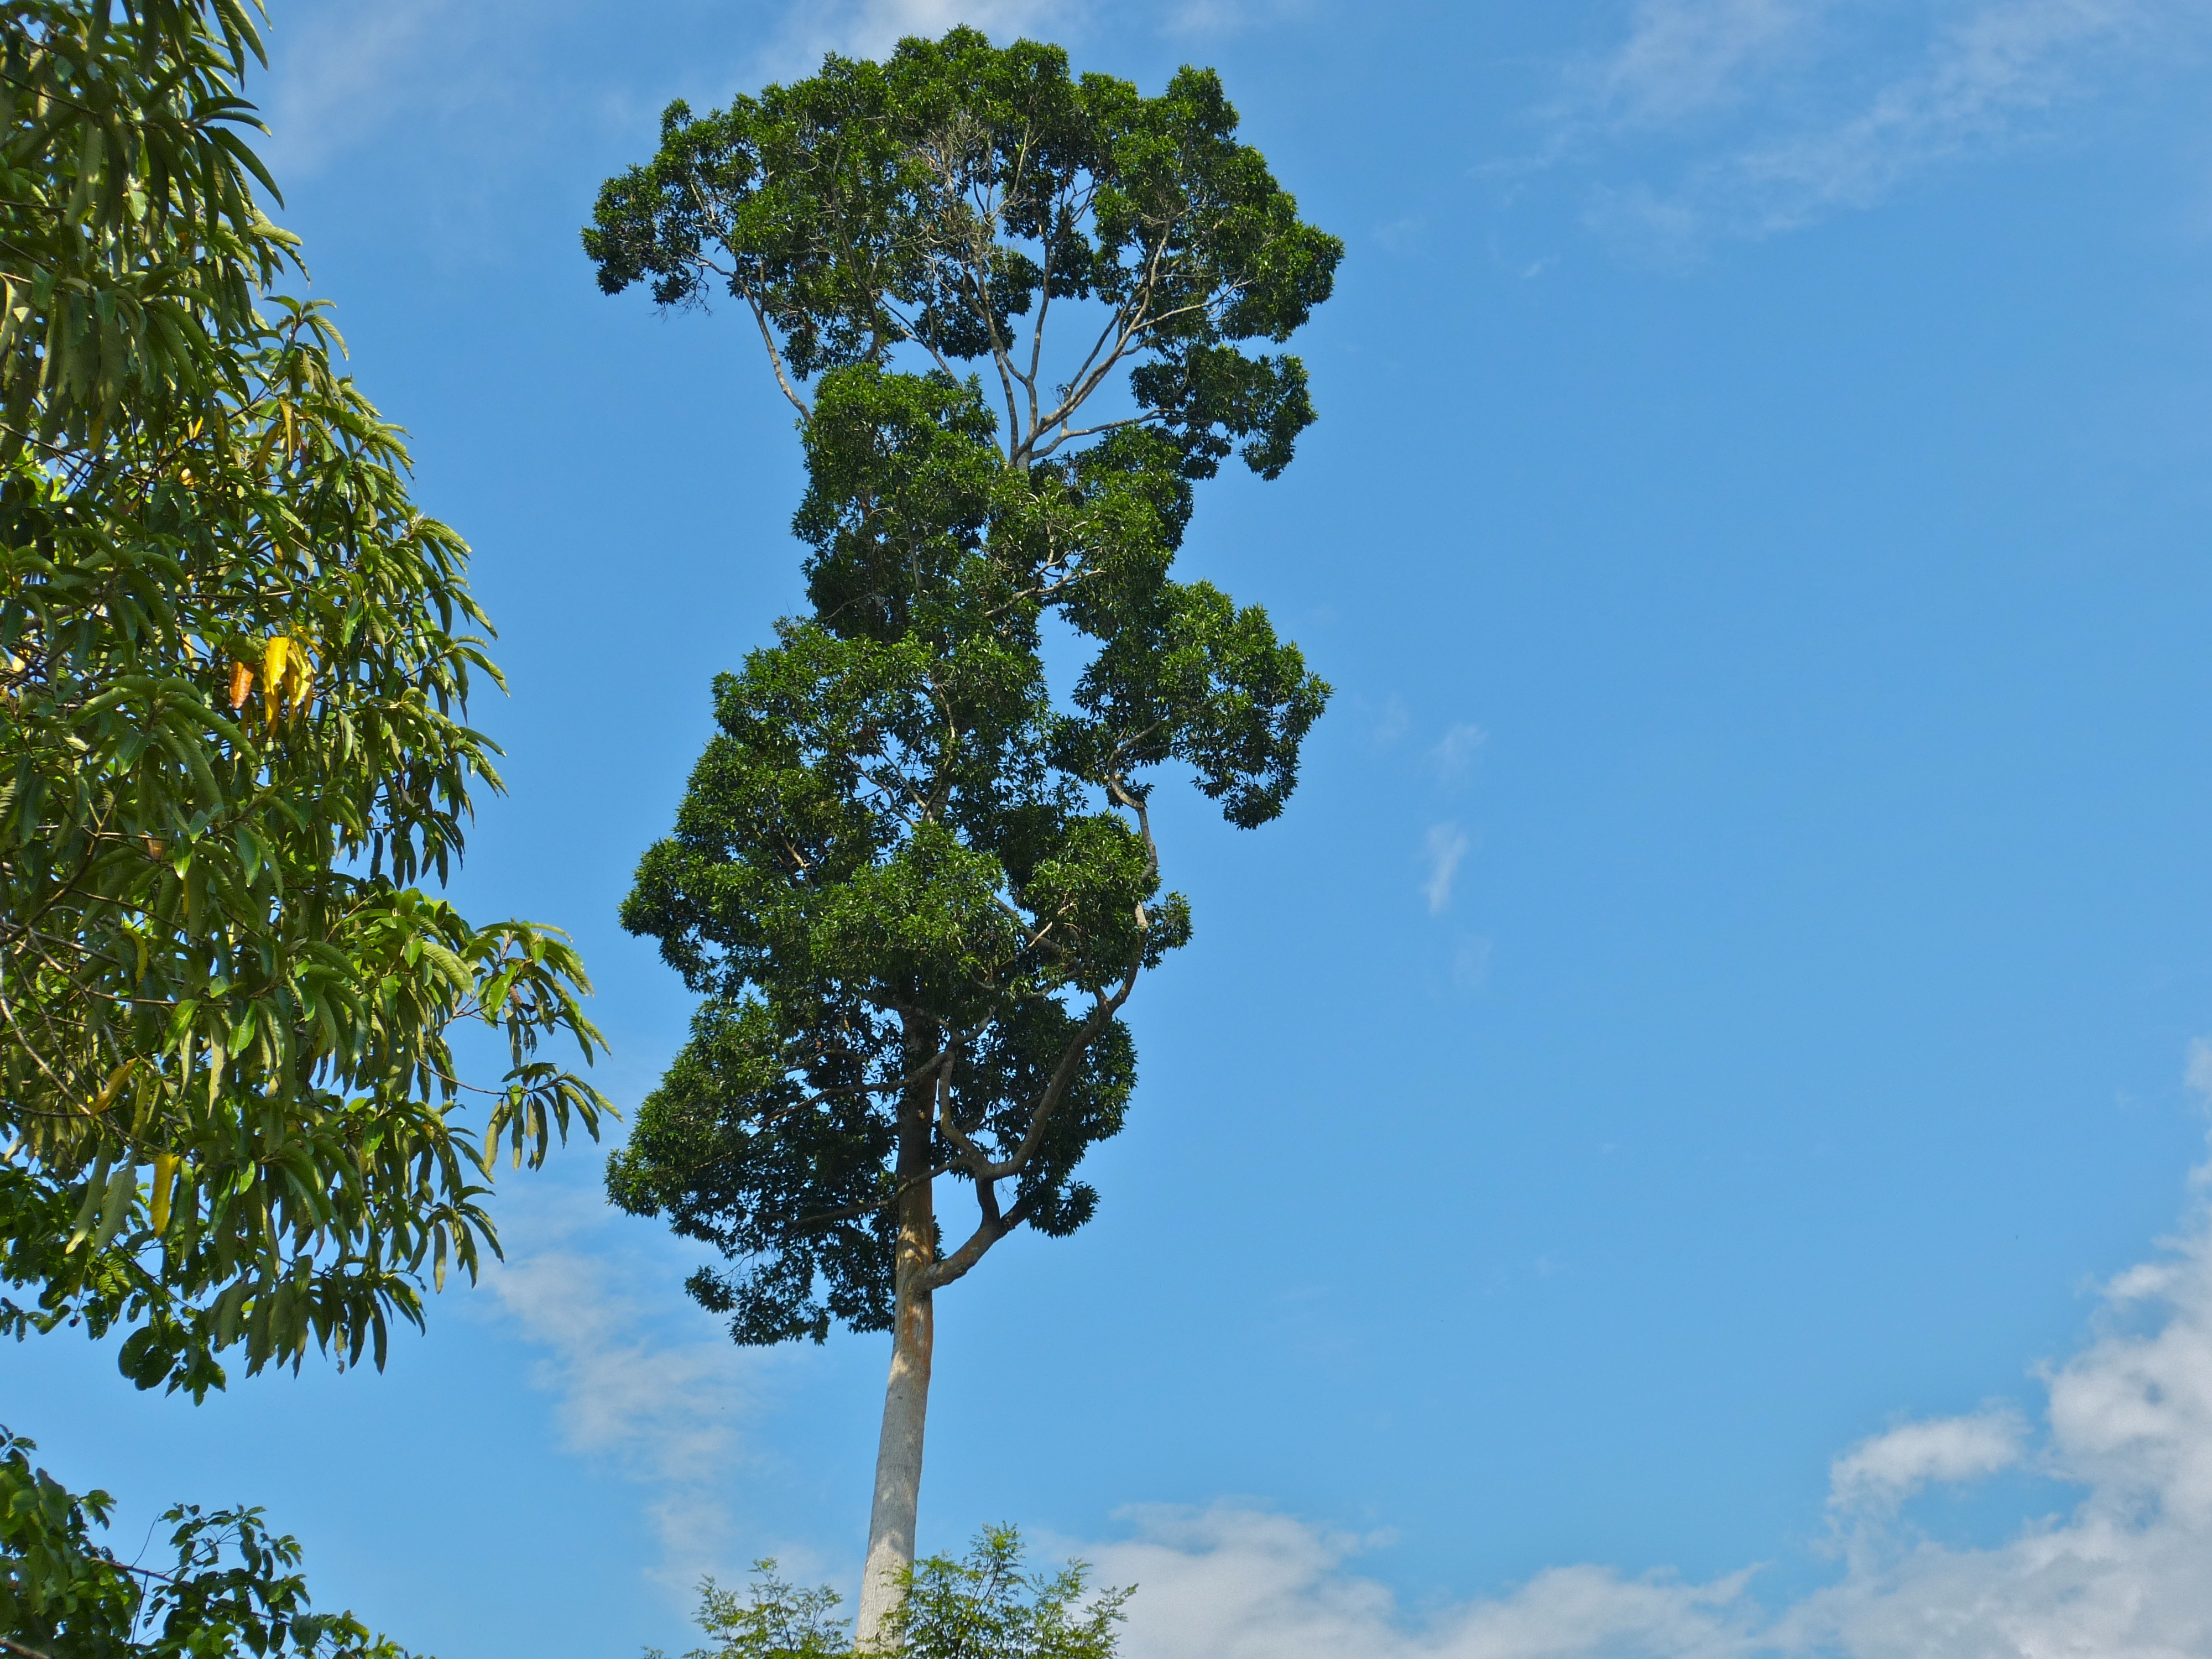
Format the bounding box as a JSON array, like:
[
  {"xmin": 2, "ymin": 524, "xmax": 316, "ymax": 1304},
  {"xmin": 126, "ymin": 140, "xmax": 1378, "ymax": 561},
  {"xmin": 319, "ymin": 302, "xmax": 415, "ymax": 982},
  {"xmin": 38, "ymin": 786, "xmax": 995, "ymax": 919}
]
[
  {"xmin": 87, "ymin": 1060, "xmax": 133, "ymax": 1115},
  {"xmin": 254, "ymin": 635, "xmax": 316, "ymax": 727},
  {"xmin": 150, "ymin": 1152, "xmax": 178, "ymax": 1233},
  {"xmin": 262, "ymin": 635, "xmax": 291, "ymax": 729}
]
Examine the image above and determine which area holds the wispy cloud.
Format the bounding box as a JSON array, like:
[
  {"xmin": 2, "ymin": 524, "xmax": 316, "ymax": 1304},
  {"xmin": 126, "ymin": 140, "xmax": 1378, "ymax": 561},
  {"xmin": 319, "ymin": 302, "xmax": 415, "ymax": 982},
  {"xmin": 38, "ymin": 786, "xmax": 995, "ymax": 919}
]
[
  {"xmin": 1423, "ymin": 823, "xmax": 1471, "ymax": 914},
  {"xmin": 758, "ymin": 0, "xmax": 1079, "ymax": 78},
  {"xmin": 1367, "ymin": 694, "xmax": 1412, "ymax": 747},
  {"xmin": 2185, "ymin": 1035, "xmax": 2212, "ymax": 1096},
  {"xmin": 1824, "ymin": 1406, "xmax": 2028, "ymax": 1512},
  {"xmin": 257, "ymin": 0, "xmax": 538, "ymax": 180},
  {"xmin": 1432, "ymin": 723, "xmax": 1489, "ymax": 786},
  {"xmin": 1375, "ymin": 215, "xmax": 1429, "ymax": 255},
  {"xmin": 258, "ymin": 0, "xmax": 1088, "ymax": 190},
  {"xmin": 1572, "ymin": 0, "xmax": 1832, "ymax": 131},
  {"xmin": 478, "ymin": 1186, "xmax": 771, "ymax": 1585},
  {"xmin": 1547, "ymin": 0, "xmax": 2205, "ymax": 252}
]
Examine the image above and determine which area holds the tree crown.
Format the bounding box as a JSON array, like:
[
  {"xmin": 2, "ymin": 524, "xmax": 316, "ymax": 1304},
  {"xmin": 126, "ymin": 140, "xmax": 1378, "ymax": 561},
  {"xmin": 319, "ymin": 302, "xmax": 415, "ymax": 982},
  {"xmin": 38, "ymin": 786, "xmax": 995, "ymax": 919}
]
[
  {"xmin": 585, "ymin": 27, "xmax": 1342, "ymax": 479},
  {"xmin": 592, "ymin": 30, "xmax": 1332, "ymax": 1348}
]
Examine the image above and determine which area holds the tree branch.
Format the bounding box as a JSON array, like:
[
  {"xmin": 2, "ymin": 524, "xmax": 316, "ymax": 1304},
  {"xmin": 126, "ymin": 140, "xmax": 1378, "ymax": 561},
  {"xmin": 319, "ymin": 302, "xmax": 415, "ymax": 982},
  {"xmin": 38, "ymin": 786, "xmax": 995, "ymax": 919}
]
[{"xmin": 740, "ymin": 286, "xmax": 811, "ymax": 421}]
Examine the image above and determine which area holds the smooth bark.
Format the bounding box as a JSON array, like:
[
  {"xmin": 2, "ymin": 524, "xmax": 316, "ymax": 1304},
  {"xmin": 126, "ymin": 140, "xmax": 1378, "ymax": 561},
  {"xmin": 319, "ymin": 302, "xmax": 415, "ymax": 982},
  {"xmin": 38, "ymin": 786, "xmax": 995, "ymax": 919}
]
[{"xmin": 856, "ymin": 1055, "xmax": 940, "ymax": 1649}]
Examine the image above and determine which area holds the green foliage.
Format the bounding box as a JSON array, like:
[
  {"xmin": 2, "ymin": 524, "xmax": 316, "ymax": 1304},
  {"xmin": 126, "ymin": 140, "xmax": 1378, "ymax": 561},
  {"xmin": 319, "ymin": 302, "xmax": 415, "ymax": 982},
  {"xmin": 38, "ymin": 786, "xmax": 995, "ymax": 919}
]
[
  {"xmin": 585, "ymin": 28, "xmax": 1340, "ymax": 481},
  {"xmin": 889, "ymin": 1528, "xmax": 1128, "ymax": 1659},
  {"xmin": 0, "ymin": 1426, "xmax": 419, "ymax": 1658},
  {"xmin": 589, "ymin": 30, "xmax": 1332, "ymax": 1347},
  {"xmin": 653, "ymin": 1528, "xmax": 1126, "ymax": 1659},
  {"xmin": 1, "ymin": 0, "xmax": 609, "ymax": 1397},
  {"xmin": 649, "ymin": 1564, "xmax": 849, "ymax": 1659},
  {"xmin": 0, "ymin": 0, "xmax": 289, "ymax": 457}
]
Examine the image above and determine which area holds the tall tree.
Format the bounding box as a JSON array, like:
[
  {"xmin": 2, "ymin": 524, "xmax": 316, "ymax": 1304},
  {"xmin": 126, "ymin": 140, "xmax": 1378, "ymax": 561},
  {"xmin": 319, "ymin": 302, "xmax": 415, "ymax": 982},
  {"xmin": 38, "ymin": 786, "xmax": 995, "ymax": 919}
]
[
  {"xmin": 1, "ymin": 0, "xmax": 608, "ymax": 1400},
  {"xmin": 586, "ymin": 29, "xmax": 1338, "ymax": 1645}
]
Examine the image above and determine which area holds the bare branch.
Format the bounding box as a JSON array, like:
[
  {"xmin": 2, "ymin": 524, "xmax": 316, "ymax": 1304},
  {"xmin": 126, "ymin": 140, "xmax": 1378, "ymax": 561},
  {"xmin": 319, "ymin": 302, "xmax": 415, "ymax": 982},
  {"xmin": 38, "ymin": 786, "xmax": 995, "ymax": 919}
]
[
  {"xmin": 742, "ymin": 288, "xmax": 812, "ymax": 421},
  {"xmin": 1026, "ymin": 412, "xmax": 1156, "ymax": 462}
]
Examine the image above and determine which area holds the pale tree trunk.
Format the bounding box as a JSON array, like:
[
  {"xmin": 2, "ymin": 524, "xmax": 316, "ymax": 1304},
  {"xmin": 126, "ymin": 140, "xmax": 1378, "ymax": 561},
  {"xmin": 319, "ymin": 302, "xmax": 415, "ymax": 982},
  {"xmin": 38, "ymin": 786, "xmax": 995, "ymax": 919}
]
[
  {"xmin": 856, "ymin": 1065, "xmax": 938, "ymax": 1650},
  {"xmin": 855, "ymin": 1266, "xmax": 932, "ymax": 1646}
]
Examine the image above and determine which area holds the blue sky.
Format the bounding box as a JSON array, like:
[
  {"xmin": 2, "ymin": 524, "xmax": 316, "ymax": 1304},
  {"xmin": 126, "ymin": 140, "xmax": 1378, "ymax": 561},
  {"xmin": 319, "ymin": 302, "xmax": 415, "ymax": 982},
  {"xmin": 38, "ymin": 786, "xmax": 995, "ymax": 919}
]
[{"xmin": 17, "ymin": 0, "xmax": 2212, "ymax": 1653}]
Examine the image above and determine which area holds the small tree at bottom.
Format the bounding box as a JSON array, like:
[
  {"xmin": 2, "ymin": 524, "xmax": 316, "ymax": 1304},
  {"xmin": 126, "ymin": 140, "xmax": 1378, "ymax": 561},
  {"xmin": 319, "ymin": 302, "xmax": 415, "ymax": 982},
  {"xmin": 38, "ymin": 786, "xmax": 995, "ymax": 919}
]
[{"xmin": 654, "ymin": 1528, "xmax": 1129, "ymax": 1659}]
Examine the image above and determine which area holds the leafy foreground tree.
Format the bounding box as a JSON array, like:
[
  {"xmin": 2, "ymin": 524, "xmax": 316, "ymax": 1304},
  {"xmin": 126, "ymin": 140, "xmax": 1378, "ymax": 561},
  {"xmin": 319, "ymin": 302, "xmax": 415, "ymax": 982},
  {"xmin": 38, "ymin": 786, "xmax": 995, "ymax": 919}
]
[
  {"xmin": 0, "ymin": 1426, "xmax": 418, "ymax": 1658},
  {"xmin": 587, "ymin": 27, "xmax": 1338, "ymax": 1645},
  {"xmin": 653, "ymin": 1527, "xmax": 1126, "ymax": 1659},
  {"xmin": 3, "ymin": 1, "xmax": 602, "ymax": 1651},
  {"xmin": 1, "ymin": 0, "xmax": 607, "ymax": 1400}
]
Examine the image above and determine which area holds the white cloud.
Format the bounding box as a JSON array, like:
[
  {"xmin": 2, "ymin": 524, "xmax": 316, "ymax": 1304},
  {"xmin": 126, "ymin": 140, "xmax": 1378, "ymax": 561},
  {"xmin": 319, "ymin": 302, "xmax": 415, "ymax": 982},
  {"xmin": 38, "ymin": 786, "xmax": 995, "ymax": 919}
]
[
  {"xmin": 1424, "ymin": 823, "xmax": 1472, "ymax": 914},
  {"xmin": 1089, "ymin": 1507, "xmax": 1759, "ymax": 1659},
  {"xmin": 1554, "ymin": 0, "xmax": 2204, "ymax": 249},
  {"xmin": 1074, "ymin": 1100, "xmax": 2212, "ymax": 1657},
  {"xmin": 1776, "ymin": 1206, "xmax": 2212, "ymax": 1650},
  {"xmin": 1825, "ymin": 1407, "xmax": 2027, "ymax": 1511}
]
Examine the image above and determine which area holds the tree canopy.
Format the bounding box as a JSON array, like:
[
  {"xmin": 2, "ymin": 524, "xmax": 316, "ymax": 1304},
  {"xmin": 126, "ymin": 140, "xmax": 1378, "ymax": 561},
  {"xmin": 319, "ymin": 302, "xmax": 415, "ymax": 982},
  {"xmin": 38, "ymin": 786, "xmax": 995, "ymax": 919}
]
[
  {"xmin": 585, "ymin": 29, "xmax": 1339, "ymax": 480},
  {"xmin": 589, "ymin": 21, "xmax": 1337, "ymax": 1349},
  {"xmin": 1, "ymin": 0, "xmax": 608, "ymax": 1400}
]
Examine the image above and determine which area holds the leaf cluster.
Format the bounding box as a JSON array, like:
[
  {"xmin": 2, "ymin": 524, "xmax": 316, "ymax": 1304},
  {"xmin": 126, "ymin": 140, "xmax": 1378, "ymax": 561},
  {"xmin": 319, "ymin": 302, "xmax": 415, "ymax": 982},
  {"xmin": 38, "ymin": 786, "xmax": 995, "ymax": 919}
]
[
  {"xmin": 0, "ymin": 1425, "xmax": 419, "ymax": 1659},
  {"xmin": 1, "ymin": 0, "xmax": 609, "ymax": 1397},
  {"xmin": 1, "ymin": 0, "xmax": 290, "ymax": 458}
]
